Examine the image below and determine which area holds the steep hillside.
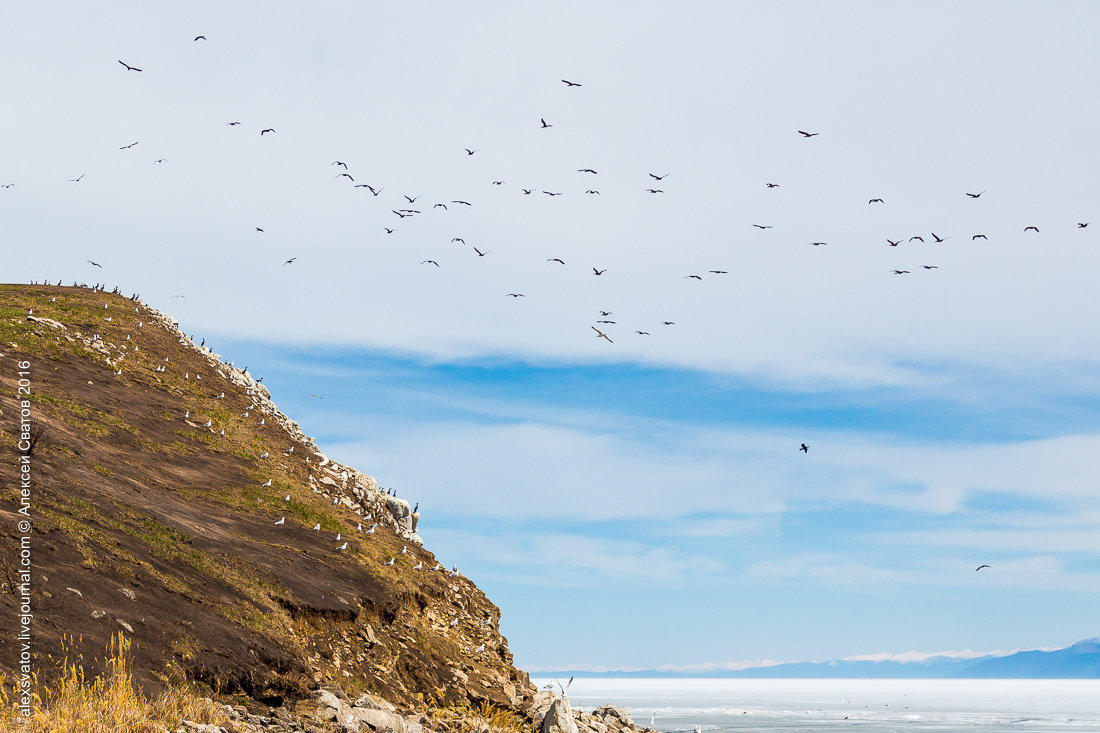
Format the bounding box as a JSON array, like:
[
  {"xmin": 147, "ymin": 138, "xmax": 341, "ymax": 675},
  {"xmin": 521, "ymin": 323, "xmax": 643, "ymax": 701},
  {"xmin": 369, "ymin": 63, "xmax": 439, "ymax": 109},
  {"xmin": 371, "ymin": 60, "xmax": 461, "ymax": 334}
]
[{"xmin": 0, "ymin": 283, "xmax": 533, "ymax": 713}]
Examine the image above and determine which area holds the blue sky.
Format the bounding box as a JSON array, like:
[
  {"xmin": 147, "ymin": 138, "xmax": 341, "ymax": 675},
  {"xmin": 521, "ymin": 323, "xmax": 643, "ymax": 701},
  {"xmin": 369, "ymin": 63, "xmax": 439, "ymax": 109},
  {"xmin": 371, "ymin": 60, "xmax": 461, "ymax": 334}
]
[{"xmin": 4, "ymin": 1, "xmax": 1100, "ymax": 668}]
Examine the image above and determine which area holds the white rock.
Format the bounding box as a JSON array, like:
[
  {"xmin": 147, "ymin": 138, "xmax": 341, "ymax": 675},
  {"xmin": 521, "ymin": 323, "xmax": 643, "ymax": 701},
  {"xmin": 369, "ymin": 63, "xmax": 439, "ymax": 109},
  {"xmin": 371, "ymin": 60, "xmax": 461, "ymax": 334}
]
[{"xmin": 543, "ymin": 699, "xmax": 579, "ymax": 733}]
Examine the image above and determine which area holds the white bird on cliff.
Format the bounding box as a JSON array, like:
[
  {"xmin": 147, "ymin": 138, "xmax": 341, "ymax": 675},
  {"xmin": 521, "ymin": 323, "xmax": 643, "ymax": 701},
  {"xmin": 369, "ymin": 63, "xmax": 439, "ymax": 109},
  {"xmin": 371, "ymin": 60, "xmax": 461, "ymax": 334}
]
[
  {"xmin": 433, "ymin": 563, "xmax": 442, "ymax": 571},
  {"xmin": 260, "ymin": 452, "xmax": 269, "ymax": 458},
  {"xmin": 183, "ymin": 411, "xmax": 189, "ymax": 419},
  {"xmin": 413, "ymin": 561, "xmax": 422, "ymax": 570},
  {"xmin": 332, "ymin": 497, "xmax": 338, "ymax": 505},
  {"xmin": 366, "ymin": 525, "xmax": 376, "ymax": 534},
  {"xmin": 401, "ymin": 545, "xmax": 408, "ymax": 554},
  {"xmin": 313, "ymin": 523, "xmax": 321, "ymax": 531},
  {"xmin": 204, "ymin": 420, "xmax": 212, "ymax": 427},
  {"xmin": 217, "ymin": 392, "xmax": 224, "ymax": 399},
  {"xmin": 356, "ymin": 523, "xmax": 362, "ymax": 532},
  {"xmin": 284, "ymin": 495, "xmax": 290, "ymax": 502},
  {"xmin": 219, "ymin": 429, "xmax": 225, "ymax": 436},
  {"xmin": 335, "ymin": 534, "xmax": 341, "ymax": 541},
  {"xmin": 261, "ymin": 479, "xmax": 272, "ymax": 486},
  {"xmin": 336, "ymin": 542, "xmax": 347, "ymax": 551},
  {"xmin": 476, "ymin": 644, "xmax": 485, "ymax": 652},
  {"xmin": 384, "ymin": 557, "xmax": 395, "ymax": 566},
  {"xmin": 259, "ymin": 419, "xmax": 265, "ymax": 425},
  {"xmin": 450, "ymin": 618, "xmax": 458, "ymax": 628},
  {"xmin": 275, "ymin": 517, "xmax": 285, "ymax": 525}
]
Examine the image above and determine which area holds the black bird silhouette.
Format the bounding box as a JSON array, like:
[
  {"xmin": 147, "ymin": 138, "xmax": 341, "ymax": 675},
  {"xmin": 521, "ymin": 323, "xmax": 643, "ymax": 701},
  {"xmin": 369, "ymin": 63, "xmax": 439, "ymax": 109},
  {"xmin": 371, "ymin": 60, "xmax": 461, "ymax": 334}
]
[
  {"xmin": 68, "ymin": 174, "xmax": 84, "ymax": 182},
  {"xmin": 119, "ymin": 141, "xmax": 139, "ymax": 149},
  {"xmin": 336, "ymin": 173, "xmax": 354, "ymax": 181},
  {"xmin": 473, "ymin": 247, "xmax": 490, "ymax": 257},
  {"xmin": 649, "ymin": 173, "xmax": 669, "ymax": 180},
  {"xmin": 591, "ymin": 327, "xmax": 613, "ymax": 343},
  {"xmin": 405, "ymin": 195, "xmax": 420, "ymax": 203},
  {"xmin": 966, "ymin": 191, "xmax": 985, "ymax": 198},
  {"xmin": 685, "ymin": 275, "xmax": 702, "ymax": 280},
  {"xmin": 153, "ymin": 159, "xmax": 167, "ymax": 164},
  {"xmin": 808, "ymin": 242, "xmax": 827, "ymax": 246},
  {"xmin": 492, "ymin": 181, "xmax": 505, "ymax": 185},
  {"xmin": 797, "ymin": 130, "xmax": 819, "ymax": 137},
  {"xmin": 522, "ymin": 189, "xmax": 534, "ymax": 195},
  {"xmin": 599, "ymin": 311, "xmax": 612, "ymax": 316},
  {"xmin": 420, "ymin": 260, "xmax": 439, "ymax": 267},
  {"xmin": 596, "ymin": 320, "xmax": 615, "ymax": 324},
  {"xmin": 383, "ymin": 228, "xmax": 395, "ymax": 234},
  {"xmin": 434, "ymin": 203, "xmax": 447, "ymax": 209},
  {"xmin": 976, "ymin": 565, "xmax": 990, "ymax": 571},
  {"xmin": 0, "ymin": 184, "xmax": 12, "ymax": 188},
  {"xmin": 392, "ymin": 210, "xmax": 407, "ymax": 218},
  {"xmin": 646, "ymin": 189, "xmax": 664, "ymax": 193},
  {"xmin": 332, "ymin": 161, "xmax": 347, "ymax": 169},
  {"xmin": 909, "ymin": 236, "xmax": 924, "ymax": 242},
  {"xmin": 118, "ymin": 60, "xmax": 142, "ymax": 71},
  {"xmin": 540, "ymin": 118, "xmax": 552, "ymax": 128},
  {"xmin": 868, "ymin": 198, "xmax": 884, "ymax": 204},
  {"xmin": 636, "ymin": 331, "xmax": 650, "ymax": 335},
  {"xmin": 194, "ymin": 35, "xmax": 207, "ymax": 41},
  {"xmin": 543, "ymin": 191, "xmax": 562, "ymax": 196},
  {"xmin": 283, "ymin": 258, "xmax": 296, "ymax": 266},
  {"xmin": 465, "ymin": 149, "xmax": 479, "ymax": 155},
  {"xmin": 921, "ymin": 265, "xmax": 938, "ymax": 269},
  {"xmin": 586, "ymin": 190, "xmax": 600, "ymax": 194},
  {"xmin": 661, "ymin": 321, "xmax": 675, "ymax": 325},
  {"xmin": 892, "ymin": 270, "xmax": 910, "ymax": 274},
  {"xmin": 1078, "ymin": 223, "xmax": 1089, "ymax": 228},
  {"xmin": 887, "ymin": 239, "xmax": 901, "ymax": 247},
  {"xmin": 451, "ymin": 238, "xmax": 465, "ymax": 244},
  {"xmin": 87, "ymin": 261, "xmax": 102, "ymax": 268},
  {"xmin": 932, "ymin": 232, "xmax": 945, "ymax": 242},
  {"xmin": 225, "ymin": 121, "xmax": 241, "ymax": 126},
  {"xmin": 800, "ymin": 443, "xmax": 809, "ymax": 453},
  {"xmin": 1025, "ymin": 226, "xmax": 1039, "ymax": 232},
  {"xmin": 972, "ymin": 234, "xmax": 988, "ymax": 240},
  {"xmin": 710, "ymin": 270, "xmax": 728, "ymax": 274},
  {"xmin": 255, "ymin": 227, "xmax": 264, "ymax": 232},
  {"xmin": 561, "ymin": 79, "xmax": 582, "ymax": 86},
  {"xmin": 593, "ymin": 268, "xmax": 607, "ymax": 275},
  {"xmin": 753, "ymin": 224, "xmax": 772, "ymax": 230},
  {"xmin": 260, "ymin": 128, "xmax": 275, "ymax": 135},
  {"xmin": 506, "ymin": 293, "xmax": 526, "ymax": 298},
  {"xmin": 547, "ymin": 258, "xmax": 565, "ymax": 264},
  {"xmin": 766, "ymin": 183, "xmax": 780, "ymax": 188},
  {"xmin": 453, "ymin": 200, "xmax": 472, "ymax": 206},
  {"xmin": 578, "ymin": 169, "xmax": 597, "ymax": 174}
]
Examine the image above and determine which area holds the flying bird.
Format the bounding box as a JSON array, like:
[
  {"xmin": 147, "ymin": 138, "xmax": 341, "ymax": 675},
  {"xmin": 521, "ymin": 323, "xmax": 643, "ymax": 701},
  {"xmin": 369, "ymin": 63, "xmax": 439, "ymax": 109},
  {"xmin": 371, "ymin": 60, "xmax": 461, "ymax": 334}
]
[
  {"xmin": 473, "ymin": 247, "xmax": 490, "ymax": 257},
  {"xmin": 1025, "ymin": 226, "xmax": 1039, "ymax": 232},
  {"xmin": 976, "ymin": 565, "xmax": 990, "ymax": 571},
  {"xmin": 225, "ymin": 121, "xmax": 241, "ymax": 126},
  {"xmin": 540, "ymin": 118, "xmax": 552, "ymax": 128},
  {"xmin": 420, "ymin": 260, "xmax": 440, "ymax": 267},
  {"xmin": 153, "ymin": 159, "xmax": 167, "ymax": 164},
  {"xmin": 808, "ymin": 242, "xmax": 827, "ymax": 246},
  {"xmin": 433, "ymin": 203, "xmax": 448, "ymax": 209},
  {"xmin": 636, "ymin": 331, "xmax": 650, "ymax": 335},
  {"xmin": 118, "ymin": 60, "xmax": 142, "ymax": 72},
  {"xmin": 283, "ymin": 258, "xmax": 296, "ymax": 265},
  {"xmin": 931, "ymin": 232, "xmax": 945, "ymax": 242},
  {"xmin": 452, "ymin": 200, "xmax": 472, "ymax": 206},
  {"xmin": 887, "ymin": 239, "xmax": 901, "ymax": 247},
  {"xmin": 383, "ymin": 228, "xmax": 395, "ymax": 234},
  {"xmin": 591, "ymin": 326, "xmax": 613, "ymax": 343},
  {"xmin": 119, "ymin": 142, "xmax": 139, "ymax": 149},
  {"xmin": 255, "ymin": 227, "xmax": 264, "ymax": 232},
  {"xmin": 547, "ymin": 258, "xmax": 565, "ymax": 264},
  {"xmin": 684, "ymin": 275, "xmax": 702, "ymax": 280},
  {"xmin": 966, "ymin": 191, "xmax": 985, "ymax": 198},
  {"xmin": 753, "ymin": 224, "xmax": 772, "ymax": 230},
  {"xmin": 710, "ymin": 270, "xmax": 728, "ymax": 274},
  {"xmin": 492, "ymin": 181, "xmax": 505, "ymax": 185},
  {"xmin": 522, "ymin": 189, "xmax": 534, "ymax": 195},
  {"xmin": 332, "ymin": 161, "xmax": 347, "ymax": 169},
  {"xmin": 921, "ymin": 265, "xmax": 939, "ymax": 269},
  {"xmin": 649, "ymin": 173, "xmax": 669, "ymax": 180},
  {"xmin": 972, "ymin": 234, "xmax": 987, "ymax": 240},
  {"xmin": 451, "ymin": 238, "xmax": 465, "ymax": 244},
  {"xmin": 561, "ymin": 79, "xmax": 582, "ymax": 86},
  {"xmin": 645, "ymin": 189, "xmax": 664, "ymax": 193},
  {"xmin": 194, "ymin": 35, "xmax": 207, "ymax": 41},
  {"xmin": 766, "ymin": 183, "xmax": 780, "ymax": 188},
  {"xmin": 465, "ymin": 148, "xmax": 479, "ymax": 155},
  {"xmin": 404, "ymin": 195, "xmax": 420, "ymax": 203},
  {"xmin": 868, "ymin": 198, "xmax": 884, "ymax": 204},
  {"xmin": 505, "ymin": 293, "xmax": 526, "ymax": 298},
  {"xmin": 1078, "ymin": 223, "xmax": 1089, "ymax": 228},
  {"xmin": 585, "ymin": 190, "xmax": 600, "ymax": 194},
  {"xmin": 599, "ymin": 311, "xmax": 612, "ymax": 316},
  {"xmin": 661, "ymin": 321, "xmax": 675, "ymax": 325},
  {"xmin": 260, "ymin": 128, "xmax": 275, "ymax": 135},
  {"xmin": 68, "ymin": 174, "xmax": 84, "ymax": 182},
  {"xmin": 336, "ymin": 173, "xmax": 354, "ymax": 181},
  {"xmin": 800, "ymin": 444, "xmax": 809, "ymax": 453},
  {"xmin": 578, "ymin": 169, "xmax": 598, "ymax": 174},
  {"xmin": 892, "ymin": 270, "xmax": 910, "ymax": 274},
  {"xmin": 593, "ymin": 268, "xmax": 607, "ymax": 275},
  {"xmin": 797, "ymin": 130, "xmax": 819, "ymax": 137},
  {"xmin": 542, "ymin": 191, "xmax": 562, "ymax": 196},
  {"xmin": 909, "ymin": 236, "xmax": 924, "ymax": 242},
  {"xmin": 87, "ymin": 261, "xmax": 102, "ymax": 268}
]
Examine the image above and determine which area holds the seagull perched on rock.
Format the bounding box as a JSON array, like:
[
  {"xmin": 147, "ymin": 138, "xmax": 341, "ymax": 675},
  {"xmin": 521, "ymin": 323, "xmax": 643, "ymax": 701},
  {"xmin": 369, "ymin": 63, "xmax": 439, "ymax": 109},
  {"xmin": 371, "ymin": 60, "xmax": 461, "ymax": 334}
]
[
  {"xmin": 413, "ymin": 561, "xmax": 423, "ymax": 570},
  {"xmin": 275, "ymin": 517, "xmax": 285, "ymax": 525},
  {"xmin": 450, "ymin": 618, "xmax": 459, "ymax": 627},
  {"xmin": 401, "ymin": 545, "xmax": 408, "ymax": 554},
  {"xmin": 261, "ymin": 479, "xmax": 272, "ymax": 487},
  {"xmin": 284, "ymin": 494, "xmax": 290, "ymax": 502},
  {"xmin": 367, "ymin": 524, "xmax": 377, "ymax": 534},
  {"xmin": 312, "ymin": 523, "xmax": 321, "ymax": 531},
  {"xmin": 384, "ymin": 557, "xmax": 395, "ymax": 566},
  {"xmin": 260, "ymin": 451, "xmax": 269, "ymax": 458},
  {"xmin": 337, "ymin": 542, "xmax": 347, "ymax": 551}
]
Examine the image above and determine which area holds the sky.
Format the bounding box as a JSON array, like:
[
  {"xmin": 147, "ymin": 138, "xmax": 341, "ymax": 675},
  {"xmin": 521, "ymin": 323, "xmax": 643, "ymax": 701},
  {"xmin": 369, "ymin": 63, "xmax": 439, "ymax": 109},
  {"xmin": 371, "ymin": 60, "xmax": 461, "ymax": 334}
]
[{"xmin": 3, "ymin": 1, "xmax": 1100, "ymax": 670}]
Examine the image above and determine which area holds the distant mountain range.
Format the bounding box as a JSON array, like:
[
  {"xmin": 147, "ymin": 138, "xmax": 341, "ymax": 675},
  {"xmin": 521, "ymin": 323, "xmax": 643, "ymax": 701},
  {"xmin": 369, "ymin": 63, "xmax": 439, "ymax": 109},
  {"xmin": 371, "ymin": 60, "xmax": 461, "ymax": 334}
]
[{"xmin": 545, "ymin": 637, "xmax": 1100, "ymax": 679}]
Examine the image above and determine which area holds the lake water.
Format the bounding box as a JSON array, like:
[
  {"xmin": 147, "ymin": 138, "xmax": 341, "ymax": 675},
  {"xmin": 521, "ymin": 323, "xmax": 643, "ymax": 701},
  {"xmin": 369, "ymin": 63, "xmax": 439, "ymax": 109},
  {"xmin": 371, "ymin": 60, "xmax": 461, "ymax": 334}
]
[{"xmin": 529, "ymin": 678, "xmax": 1100, "ymax": 733}]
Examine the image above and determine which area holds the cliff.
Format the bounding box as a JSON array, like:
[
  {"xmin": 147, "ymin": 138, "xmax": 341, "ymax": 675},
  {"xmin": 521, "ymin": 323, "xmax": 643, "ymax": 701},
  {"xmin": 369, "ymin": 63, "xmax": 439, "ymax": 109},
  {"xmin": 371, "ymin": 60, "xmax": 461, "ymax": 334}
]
[{"xmin": 0, "ymin": 283, "xmax": 533, "ymax": 717}]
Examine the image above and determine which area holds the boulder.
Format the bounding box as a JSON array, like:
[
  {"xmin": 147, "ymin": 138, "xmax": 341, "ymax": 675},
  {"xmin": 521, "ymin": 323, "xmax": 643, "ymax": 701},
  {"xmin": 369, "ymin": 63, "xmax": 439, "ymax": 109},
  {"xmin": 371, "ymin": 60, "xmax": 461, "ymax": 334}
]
[
  {"xmin": 542, "ymin": 699, "xmax": 579, "ymax": 733},
  {"xmin": 352, "ymin": 692, "xmax": 395, "ymax": 712},
  {"xmin": 351, "ymin": 706, "xmax": 407, "ymax": 733},
  {"xmin": 593, "ymin": 705, "xmax": 634, "ymax": 727}
]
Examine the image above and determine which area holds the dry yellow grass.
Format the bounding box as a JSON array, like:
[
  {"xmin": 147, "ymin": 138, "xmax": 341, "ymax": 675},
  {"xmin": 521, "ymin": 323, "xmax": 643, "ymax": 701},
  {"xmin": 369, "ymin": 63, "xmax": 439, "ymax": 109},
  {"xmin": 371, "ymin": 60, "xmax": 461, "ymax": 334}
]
[
  {"xmin": 424, "ymin": 699, "xmax": 533, "ymax": 733},
  {"xmin": 0, "ymin": 633, "xmax": 226, "ymax": 733}
]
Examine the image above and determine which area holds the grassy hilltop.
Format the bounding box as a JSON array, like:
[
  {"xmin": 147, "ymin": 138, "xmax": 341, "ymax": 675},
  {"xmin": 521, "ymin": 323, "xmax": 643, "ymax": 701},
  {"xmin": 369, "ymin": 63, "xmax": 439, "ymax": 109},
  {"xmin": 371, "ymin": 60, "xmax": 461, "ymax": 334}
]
[{"xmin": 0, "ymin": 283, "xmax": 534, "ymax": 726}]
